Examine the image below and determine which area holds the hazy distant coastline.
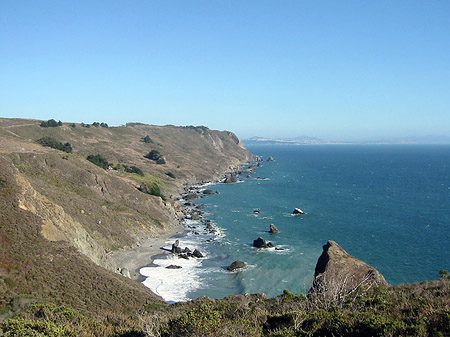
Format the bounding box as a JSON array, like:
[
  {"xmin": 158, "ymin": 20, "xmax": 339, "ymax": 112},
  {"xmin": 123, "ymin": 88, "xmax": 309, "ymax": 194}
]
[{"xmin": 243, "ymin": 135, "xmax": 450, "ymax": 146}]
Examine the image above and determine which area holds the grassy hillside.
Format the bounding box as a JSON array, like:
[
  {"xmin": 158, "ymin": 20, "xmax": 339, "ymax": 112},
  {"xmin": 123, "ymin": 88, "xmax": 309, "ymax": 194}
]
[{"xmin": 1, "ymin": 118, "xmax": 449, "ymax": 336}]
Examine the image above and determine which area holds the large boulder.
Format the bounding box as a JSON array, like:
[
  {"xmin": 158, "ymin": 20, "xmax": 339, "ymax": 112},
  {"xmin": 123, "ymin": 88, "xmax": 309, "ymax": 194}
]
[
  {"xmin": 203, "ymin": 189, "xmax": 215, "ymax": 195},
  {"xmin": 227, "ymin": 261, "xmax": 247, "ymax": 271},
  {"xmin": 192, "ymin": 249, "xmax": 204, "ymax": 258},
  {"xmin": 267, "ymin": 156, "xmax": 275, "ymax": 162},
  {"xmin": 224, "ymin": 174, "xmax": 237, "ymax": 184},
  {"xmin": 310, "ymin": 241, "xmax": 389, "ymax": 300},
  {"xmin": 253, "ymin": 237, "xmax": 274, "ymax": 248}
]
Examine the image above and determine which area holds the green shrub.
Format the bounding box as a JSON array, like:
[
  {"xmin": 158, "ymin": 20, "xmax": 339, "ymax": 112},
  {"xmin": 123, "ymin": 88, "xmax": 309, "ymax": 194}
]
[
  {"xmin": 40, "ymin": 119, "xmax": 62, "ymax": 127},
  {"xmin": 139, "ymin": 182, "xmax": 165, "ymax": 200},
  {"xmin": 168, "ymin": 303, "xmax": 222, "ymax": 336},
  {"xmin": 36, "ymin": 137, "xmax": 72, "ymax": 153},
  {"xmin": 165, "ymin": 172, "xmax": 176, "ymax": 179},
  {"xmin": 86, "ymin": 154, "xmax": 109, "ymax": 169},
  {"xmin": 124, "ymin": 165, "xmax": 144, "ymax": 176},
  {"xmin": 156, "ymin": 158, "xmax": 166, "ymax": 165}
]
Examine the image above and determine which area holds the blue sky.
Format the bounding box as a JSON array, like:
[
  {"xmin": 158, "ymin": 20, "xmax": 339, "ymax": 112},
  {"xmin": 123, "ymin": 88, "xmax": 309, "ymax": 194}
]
[{"xmin": 1, "ymin": 1, "xmax": 449, "ymax": 140}]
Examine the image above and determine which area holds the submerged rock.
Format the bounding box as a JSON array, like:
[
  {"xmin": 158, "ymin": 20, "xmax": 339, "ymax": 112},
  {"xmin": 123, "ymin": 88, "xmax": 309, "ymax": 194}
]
[
  {"xmin": 227, "ymin": 260, "xmax": 247, "ymax": 271},
  {"xmin": 203, "ymin": 189, "xmax": 215, "ymax": 195}
]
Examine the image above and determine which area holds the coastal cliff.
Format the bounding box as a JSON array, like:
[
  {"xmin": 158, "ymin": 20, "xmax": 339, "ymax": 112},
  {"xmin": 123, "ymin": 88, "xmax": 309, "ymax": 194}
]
[
  {"xmin": 1, "ymin": 118, "xmax": 449, "ymax": 336},
  {"xmin": 0, "ymin": 118, "xmax": 253, "ymax": 314}
]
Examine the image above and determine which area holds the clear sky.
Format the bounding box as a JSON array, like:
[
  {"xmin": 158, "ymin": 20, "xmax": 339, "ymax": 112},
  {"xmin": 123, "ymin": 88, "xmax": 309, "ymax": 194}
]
[{"xmin": 1, "ymin": 1, "xmax": 449, "ymax": 140}]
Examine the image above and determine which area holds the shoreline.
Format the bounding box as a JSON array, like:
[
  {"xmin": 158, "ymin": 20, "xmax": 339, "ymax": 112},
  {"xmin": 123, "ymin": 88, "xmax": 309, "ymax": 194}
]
[
  {"xmin": 110, "ymin": 221, "xmax": 185, "ymax": 282},
  {"xmin": 110, "ymin": 163, "xmax": 252, "ymax": 287}
]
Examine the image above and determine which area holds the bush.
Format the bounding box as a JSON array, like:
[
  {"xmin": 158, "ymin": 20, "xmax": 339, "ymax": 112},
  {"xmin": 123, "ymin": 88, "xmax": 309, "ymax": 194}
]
[
  {"xmin": 124, "ymin": 165, "xmax": 144, "ymax": 176},
  {"xmin": 142, "ymin": 135, "xmax": 153, "ymax": 143},
  {"xmin": 40, "ymin": 119, "xmax": 62, "ymax": 127},
  {"xmin": 166, "ymin": 172, "xmax": 176, "ymax": 179},
  {"xmin": 86, "ymin": 154, "xmax": 109, "ymax": 169},
  {"xmin": 156, "ymin": 158, "xmax": 166, "ymax": 165},
  {"xmin": 36, "ymin": 137, "xmax": 72, "ymax": 153},
  {"xmin": 139, "ymin": 182, "xmax": 166, "ymax": 200},
  {"xmin": 144, "ymin": 150, "xmax": 161, "ymax": 161}
]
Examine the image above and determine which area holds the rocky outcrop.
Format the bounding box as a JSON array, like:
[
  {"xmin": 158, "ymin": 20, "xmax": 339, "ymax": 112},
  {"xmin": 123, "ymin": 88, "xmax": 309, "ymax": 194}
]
[
  {"xmin": 269, "ymin": 224, "xmax": 279, "ymax": 234},
  {"xmin": 292, "ymin": 208, "xmax": 305, "ymax": 215},
  {"xmin": 267, "ymin": 156, "xmax": 274, "ymax": 162},
  {"xmin": 310, "ymin": 240, "xmax": 388, "ymax": 300},
  {"xmin": 224, "ymin": 174, "xmax": 238, "ymax": 184},
  {"xmin": 253, "ymin": 237, "xmax": 274, "ymax": 248},
  {"xmin": 227, "ymin": 261, "xmax": 247, "ymax": 271}
]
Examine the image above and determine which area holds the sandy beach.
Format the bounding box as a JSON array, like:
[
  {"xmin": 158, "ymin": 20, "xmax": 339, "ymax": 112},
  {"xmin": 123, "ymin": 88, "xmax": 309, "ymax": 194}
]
[{"xmin": 110, "ymin": 221, "xmax": 185, "ymax": 281}]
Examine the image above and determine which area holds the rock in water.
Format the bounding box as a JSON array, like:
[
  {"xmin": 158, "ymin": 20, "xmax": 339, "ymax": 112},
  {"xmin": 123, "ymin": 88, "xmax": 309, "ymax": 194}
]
[
  {"xmin": 227, "ymin": 261, "xmax": 247, "ymax": 271},
  {"xmin": 269, "ymin": 224, "xmax": 279, "ymax": 234},
  {"xmin": 292, "ymin": 208, "xmax": 305, "ymax": 215},
  {"xmin": 166, "ymin": 265, "xmax": 182, "ymax": 269},
  {"xmin": 171, "ymin": 239, "xmax": 182, "ymax": 254},
  {"xmin": 203, "ymin": 189, "xmax": 215, "ymax": 195},
  {"xmin": 310, "ymin": 240, "xmax": 389, "ymax": 299},
  {"xmin": 253, "ymin": 237, "xmax": 273, "ymax": 248},
  {"xmin": 267, "ymin": 156, "xmax": 275, "ymax": 162},
  {"xmin": 192, "ymin": 249, "xmax": 204, "ymax": 258}
]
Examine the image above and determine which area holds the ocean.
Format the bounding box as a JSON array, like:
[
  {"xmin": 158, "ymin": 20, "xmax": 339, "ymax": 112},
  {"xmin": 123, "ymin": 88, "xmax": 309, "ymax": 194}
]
[{"xmin": 141, "ymin": 144, "xmax": 450, "ymax": 302}]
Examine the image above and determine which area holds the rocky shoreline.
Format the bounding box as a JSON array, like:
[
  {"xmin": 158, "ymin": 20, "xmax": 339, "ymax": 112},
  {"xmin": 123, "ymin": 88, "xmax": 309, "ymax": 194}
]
[{"xmin": 110, "ymin": 161, "xmax": 254, "ymax": 285}]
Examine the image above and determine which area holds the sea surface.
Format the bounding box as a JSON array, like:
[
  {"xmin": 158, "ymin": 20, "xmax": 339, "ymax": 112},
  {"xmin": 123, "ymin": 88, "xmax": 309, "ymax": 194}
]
[{"xmin": 141, "ymin": 144, "xmax": 450, "ymax": 302}]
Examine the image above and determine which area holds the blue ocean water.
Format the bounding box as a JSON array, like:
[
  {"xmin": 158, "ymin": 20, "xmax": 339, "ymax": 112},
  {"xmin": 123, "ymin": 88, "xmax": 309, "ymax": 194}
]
[{"xmin": 142, "ymin": 144, "xmax": 450, "ymax": 301}]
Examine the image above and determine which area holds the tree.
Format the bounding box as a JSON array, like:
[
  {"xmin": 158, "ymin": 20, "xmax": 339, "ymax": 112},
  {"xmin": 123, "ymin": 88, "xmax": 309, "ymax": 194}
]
[{"xmin": 86, "ymin": 154, "xmax": 109, "ymax": 169}]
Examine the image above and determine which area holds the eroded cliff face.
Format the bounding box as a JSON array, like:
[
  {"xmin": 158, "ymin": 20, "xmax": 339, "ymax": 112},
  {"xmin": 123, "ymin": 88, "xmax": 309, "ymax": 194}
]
[
  {"xmin": 0, "ymin": 119, "xmax": 254, "ymax": 275},
  {"xmin": 310, "ymin": 240, "xmax": 388, "ymax": 301}
]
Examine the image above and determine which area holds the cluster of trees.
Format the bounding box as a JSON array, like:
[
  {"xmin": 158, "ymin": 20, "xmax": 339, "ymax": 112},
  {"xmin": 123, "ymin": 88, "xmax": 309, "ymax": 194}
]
[
  {"xmin": 36, "ymin": 137, "xmax": 72, "ymax": 153},
  {"xmin": 86, "ymin": 154, "xmax": 110, "ymax": 170},
  {"xmin": 92, "ymin": 122, "xmax": 109, "ymax": 128},
  {"xmin": 144, "ymin": 150, "xmax": 166, "ymax": 164},
  {"xmin": 40, "ymin": 119, "xmax": 62, "ymax": 127},
  {"xmin": 123, "ymin": 165, "xmax": 144, "ymax": 176}
]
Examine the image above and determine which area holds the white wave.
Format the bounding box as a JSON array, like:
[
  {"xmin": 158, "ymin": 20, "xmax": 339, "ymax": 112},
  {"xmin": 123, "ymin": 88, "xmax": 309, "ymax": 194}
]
[{"xmin": 140, "ymin": 254, "xmax": 204, "ymax": 302}]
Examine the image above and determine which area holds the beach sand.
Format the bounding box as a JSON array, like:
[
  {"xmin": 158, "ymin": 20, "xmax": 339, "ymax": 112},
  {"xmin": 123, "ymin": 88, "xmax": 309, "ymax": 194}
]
[{"xmin": 110, "ymin": 221, "xmax": 185, "ymax": 281}]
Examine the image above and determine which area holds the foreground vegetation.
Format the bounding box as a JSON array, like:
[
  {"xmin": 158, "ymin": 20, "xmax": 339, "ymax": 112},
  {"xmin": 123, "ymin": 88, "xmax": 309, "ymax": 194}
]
[{"xmin": 1, "ymin": 275, "xmax": 450, "ymax": 336}]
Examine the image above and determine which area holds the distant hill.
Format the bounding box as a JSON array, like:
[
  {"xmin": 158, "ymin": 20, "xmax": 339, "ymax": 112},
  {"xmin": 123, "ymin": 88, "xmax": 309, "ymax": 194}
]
[
  {"xmin": 0, "ymin": 117, "xmax": 253, "ymax": 317},
  {"xmin": 244, "ymin": 135, "xmax": 450, "ymax": 145},
  {"xmin": 243, "ymin": 136, "xmax": 326, "ymax": 146}
]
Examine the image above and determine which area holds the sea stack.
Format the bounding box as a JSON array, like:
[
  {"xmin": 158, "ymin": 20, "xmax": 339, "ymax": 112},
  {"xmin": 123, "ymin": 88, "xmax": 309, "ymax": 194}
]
[
  {"xmin": 269, "ymin": 224, "xmax": 279, "ymax": 234},
  {"xmin": 310, "ymin": 240, "xmax": 388, "ymax": 298},
  {"xmin": 292, "ymin": 208, "xmax": 305, "ymax": 215}
]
